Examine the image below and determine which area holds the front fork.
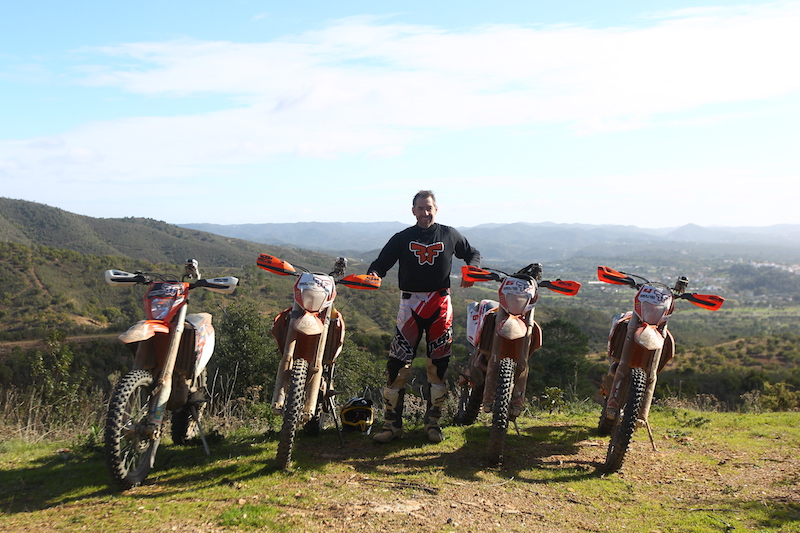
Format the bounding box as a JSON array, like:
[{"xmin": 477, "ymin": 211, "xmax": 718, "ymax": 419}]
[
  {"xmin": 605, "ymin": 315, "xmax": 663, "ymax": 425},
  {"xmin": 272, "ymin": 308, "xmax": 332, "ymax": 422},
  {"xmin": 142, "ymin": 305, "xmax": 189, "ymax": 439},
  {"xmin": 480, "ymin": 309, "xmax": 535, "ymax": 418}
]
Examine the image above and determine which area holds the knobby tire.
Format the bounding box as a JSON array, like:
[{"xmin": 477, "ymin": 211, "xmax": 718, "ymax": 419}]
[
  {"xmin": 304, "ymin": 365, "xmax": 333, "ymax": 436},
  {"xmin": 453, "ymin": 382, "xmax": 484, "ymax": 426},
  {"xmin": 604, "ymin": 366, "xmax": 646, "ymax": 473},
  {"xmin": 597, "ymin": 409, "xmax": 614, "ymax": 436},
  {"xmin": 171, "ymin": 368, "xmax": 208, "ymax": 445},
  {"xmin": 276, "ymin": 358, "xmax": 309, "ymax": 470},
  {"xmin": 104, "ymin": 369, "xmax": 159, "ymax": 490},
  {"xmin": 487, "ymin": 358, "xmax": 515, "ymax": 466},
  {"xmin": 597, "ymin": 391, "xmax": 614, "ymax": 436}
]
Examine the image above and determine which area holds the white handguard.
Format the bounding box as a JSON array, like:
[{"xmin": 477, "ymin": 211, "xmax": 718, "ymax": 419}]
[
  {"xmin": 104, "ymin": 269, "xmax": 142, "ymax": 285},
  {"xmin": 199, "ymin": 276, "xmax": 239, "ymax": 294}
]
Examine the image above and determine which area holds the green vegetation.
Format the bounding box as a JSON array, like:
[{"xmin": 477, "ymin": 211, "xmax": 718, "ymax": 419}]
[
  {"xmin": 2, "ymin": 196, "xmax": 800, "ymax": 426},
  {"xmin": 1, "ymin": 408, "xmax": 798, "ymax": 532},
  {"xmin": 1, "ymin": 197, "xmax": 800, "ymax": 530}
]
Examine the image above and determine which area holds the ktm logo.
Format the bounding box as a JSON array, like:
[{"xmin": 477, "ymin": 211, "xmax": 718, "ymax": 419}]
[{"xmin": 410, "ymin": 242, "xmax": 444, "ymax": 265}]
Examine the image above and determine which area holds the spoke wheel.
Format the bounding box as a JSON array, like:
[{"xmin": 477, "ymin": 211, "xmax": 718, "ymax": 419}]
[
  {"xmin": 604, "ymin": 367, "xmax": 646, "ymax": 473},
  {"xmin": 597, "ymin": 409, "xmax": 614, "ymax": 436},
  {"xmin": 453, "ymin": 382, "xmax": 484, "ymax": 426},
  {"xmin": 276, "ymin": 358, "xmax": 309, "ymax": 470},
  {"xmin": 104, "ymin": 369, "xmax": 160, "ymax": 490},
  {"xmin": 487, "ymin": 358, "xmax": 515, "ymax": 466},
  {"xmin": 171, "ymin": 369, "xmax": 208, "ymax": 445},
  {"xmin": 304, "ymin": 365, "xmax": 333, "ymax": 436}
]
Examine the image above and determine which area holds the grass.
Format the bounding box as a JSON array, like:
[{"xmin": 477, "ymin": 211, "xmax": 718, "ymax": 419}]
[{"xmin": 1, "ymin": 408, "xmax": 799, "ymax": 532}]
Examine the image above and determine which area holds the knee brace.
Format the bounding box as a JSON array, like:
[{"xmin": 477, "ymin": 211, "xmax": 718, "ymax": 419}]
[
  {"xmin": 386, "ymin": 358, "xmax": 412, "ymax": 389},
  {"xmin": 426, "ymin": 356, "xmax": 449, "ymax": 384}
]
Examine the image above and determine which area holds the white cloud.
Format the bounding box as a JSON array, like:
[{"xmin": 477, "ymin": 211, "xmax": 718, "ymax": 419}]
[
  {"xmin": 2, "ymin": 3, "xmax": 800, "ymax": 225},
  {"xmin": 73, "ymin": 5, "xmax": 800, "ymax": 132}
]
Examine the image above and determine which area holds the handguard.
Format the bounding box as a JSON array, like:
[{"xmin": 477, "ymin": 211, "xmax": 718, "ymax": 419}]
[
  {"xmin": 339, "ymin": 274, "xmax": 381, "ymax": 290},
  {"xmin": 256, "ymin": 254, "xmax": 296, "ymax": 276},
  {"xmin": 461, "ymin": 265, "xmax": 499, "ymax": 283},
  {"xmin": 597, "ymin": 266, "xmax": 635, "ymax": 286}
]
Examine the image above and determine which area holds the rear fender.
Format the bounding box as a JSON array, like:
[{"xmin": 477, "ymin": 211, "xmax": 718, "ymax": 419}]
[
  {"xmin": 466, "ymin": 299, "xmax": 499, "ymax": 346},
  {"xmin": 185, "ymin": 313, "xmax": 215, "ymax": 376}
]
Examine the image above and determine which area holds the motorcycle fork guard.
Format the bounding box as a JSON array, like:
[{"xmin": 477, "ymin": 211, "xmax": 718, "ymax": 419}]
[
  {"xmin": 607, "ymin": 317, "xmax": 662, "ymax": 425},
  {"xmin": 149, "ymin": 306, "xmax": 188, "ymax": 430},
  {"xmin": 481, "ymin": 314, "xmax": 536, "ymax": 415},
  {"xmin": 131, "ymin": 333, "xmax": 171, "ymax": 371},
  {"xmin": 272, "ymin": 330, "xmax": 298, "ymax": 412}
]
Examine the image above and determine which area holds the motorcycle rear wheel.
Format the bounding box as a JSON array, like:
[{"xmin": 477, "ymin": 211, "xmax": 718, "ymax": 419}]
[
  {"xmin": 603, "ymin": 367, "xmax": 646, "ymax": 473},
  {"xmin": 597, "ymin": 393, "xmax": 614, "ymax": 436},
  {"xmin": 104, "ymin": 369, "xmax": 160, "ymax": 490},
  {"xmin": 453, "ymin": 382, "xmax": 484, "ymax": 426},
  {"xmin": 304, "ymin": 365, "xmax": 333, "ymax": 436},
  {"xmin": 487, "ymin": 358, "xmax": 515, "ymax": 466},
  {"xmin": 276, "ymin": 358, "xmax": 309, "ymax": 470},
  {"xmin": 171, "ymin": 369, "xmax": 208, "ymax": 445}
]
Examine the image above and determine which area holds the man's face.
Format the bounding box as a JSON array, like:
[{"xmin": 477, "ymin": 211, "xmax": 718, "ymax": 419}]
[{"xmin": 412, "ymin": 195, "xmax": 438, "ymax": 229}]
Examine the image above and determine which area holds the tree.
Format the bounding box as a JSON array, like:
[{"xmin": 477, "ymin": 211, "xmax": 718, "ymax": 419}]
[
  {"xmin": 213, "ymin": 302, "xmax": 280, "ymax": 400},
  {"xmin": 527, "ymin": 318, "xmax": 592, "ymax": 400}
]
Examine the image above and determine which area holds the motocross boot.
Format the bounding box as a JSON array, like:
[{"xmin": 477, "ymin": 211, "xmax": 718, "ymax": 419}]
[
  {"xmin": 373, "ymin": 387, "xmax": 405, "ymax": 443},
  {"xmin": 423, "ymin": 382, "xmax": 448, "ymax": 442}
]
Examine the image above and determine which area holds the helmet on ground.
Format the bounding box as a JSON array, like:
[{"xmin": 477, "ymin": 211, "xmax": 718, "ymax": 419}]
[{"xmin": 341, "ymin": 397, "xmax": 374, "ymax": 432}]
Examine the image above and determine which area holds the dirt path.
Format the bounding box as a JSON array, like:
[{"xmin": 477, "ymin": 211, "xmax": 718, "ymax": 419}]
[{"xmin": 0, "ymin": 333, "xmax": 118, "ymax": 357}]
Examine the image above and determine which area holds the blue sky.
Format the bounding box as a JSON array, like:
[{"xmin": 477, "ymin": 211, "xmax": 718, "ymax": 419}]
[{"xmin": 2, "ymin": 1, "xmax": 798, "ymax": 228}]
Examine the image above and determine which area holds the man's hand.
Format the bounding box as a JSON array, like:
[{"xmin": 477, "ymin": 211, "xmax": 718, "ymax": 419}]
[{"xmin": 460, "ymin": 278, "xmax": 474, "ymax": 288}]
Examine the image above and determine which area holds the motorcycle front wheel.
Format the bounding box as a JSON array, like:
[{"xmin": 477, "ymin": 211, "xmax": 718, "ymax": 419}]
[
  {"xmin": 276, "ymin": 358, "xmax": 309, "ymax": 470},
  {"xmin": 603, "ymin": 367, "xmax": 646, "ymax": 473},
  {"xmin": 453, "ymin": 381, "xmax": 484, "ymax": 426},
  {"xmin": 487, "ymin": 358, "xmax": 515, "ymax": 466},
  {"xmin": 104, "ymin": 369, "xmax": 160, "ymax": 490}
]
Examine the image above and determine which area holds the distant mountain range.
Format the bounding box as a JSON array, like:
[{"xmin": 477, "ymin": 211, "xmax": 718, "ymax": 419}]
[
  {"xmin": 180, "ymin": 220, "xmax": 800, "ymax": 264},
  {"xmin": 3, "ymin": 197, "xmax": 799, "ymax": 267}
]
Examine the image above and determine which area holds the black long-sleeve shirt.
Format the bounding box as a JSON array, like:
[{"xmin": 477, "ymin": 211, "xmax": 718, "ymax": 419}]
[{"xmin": 368, "ymin": 223, "xmax": 481, "ymax": 292}]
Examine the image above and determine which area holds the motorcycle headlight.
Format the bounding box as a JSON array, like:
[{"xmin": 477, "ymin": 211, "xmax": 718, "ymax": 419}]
[
  {"xmin": 296, "ymin": 288, "xmax": 326, "ymax": 312},
  {"xmin": 503, "ymin": 293, "xmax": 532, "ymax": 316},
  {"xmin": 150, "ymin": 298, "xmax": 174, "ymax": 320},
  {"xmin": 639, "ymin": 300, "xmax": 669, "ymax": 325}
]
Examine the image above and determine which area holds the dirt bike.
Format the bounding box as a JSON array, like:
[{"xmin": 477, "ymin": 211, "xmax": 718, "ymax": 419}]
[
  {"xmin": 456, "ymin": 263, "xmax": 581, "ymax": 465},
  {"xmin": 256, "ymin": 254, "xmax": 380, "ymax": 470},
  {"xmin": 103, "ymin": 259, "xmax": 238, "ymax": 489},
  {"xmin": 595, "ymin": 265, "xmax": 724, "ymax": 473}
]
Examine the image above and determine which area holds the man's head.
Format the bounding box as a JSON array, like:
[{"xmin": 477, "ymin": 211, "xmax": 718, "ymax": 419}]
[{"xmin": 412, "ymin": 190, "xmax": 438, "ymax": 229}]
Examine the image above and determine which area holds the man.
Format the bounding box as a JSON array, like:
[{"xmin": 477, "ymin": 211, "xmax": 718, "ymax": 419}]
[{"xmin": 368, "ymin": 190, "xmax": 481, "ymax": 443}]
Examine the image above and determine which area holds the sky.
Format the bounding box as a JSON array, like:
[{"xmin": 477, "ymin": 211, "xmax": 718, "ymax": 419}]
[{"xmin": 1, "ymin": 1, "xmax": 799, "ymax": 229}]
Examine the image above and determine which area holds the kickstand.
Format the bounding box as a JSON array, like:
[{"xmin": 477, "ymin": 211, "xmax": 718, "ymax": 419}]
[
  {"xmin": 190, "ymin": 405, "xmax": 211, "ymax": 456},
  {"xmin": 644, "ymin": 419, "xmax": 658, "ymax": 452},
  {"xmin": 513, "ymin": 420, "xmax": 521, "ymax": 436},
  {"xmin": 329, "ymin": 394, "xmax": 344, "ymax": 447}
]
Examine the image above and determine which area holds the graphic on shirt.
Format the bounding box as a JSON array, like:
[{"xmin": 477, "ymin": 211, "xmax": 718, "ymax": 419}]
[{"xmin": 409, "ymin": 242, "xmax": 445, "ymax": 265}]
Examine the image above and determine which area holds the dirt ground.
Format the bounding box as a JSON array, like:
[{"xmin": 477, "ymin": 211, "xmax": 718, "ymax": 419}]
[{"xmin": 282, "ymin": 431, "xmax": 800, "ymax": 533}]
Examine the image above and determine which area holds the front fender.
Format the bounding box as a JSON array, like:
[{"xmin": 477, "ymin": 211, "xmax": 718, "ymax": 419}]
[
  {"xmin": 118, "ymin": 320, "xmax": 170, "ymax": 344},
  {"xmin": 497, "ymin": 315, "xmax": 528, "ymax": 341},
  {"xmin": 292, "ymin": 311, "xmax": 325, "ymax": 336},
  {"xmin": 634, "ymin": 324, "xmax": 665, "ymax": 351}
]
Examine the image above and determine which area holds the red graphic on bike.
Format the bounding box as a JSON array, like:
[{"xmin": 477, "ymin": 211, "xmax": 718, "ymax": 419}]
[{"xmin": 410, "ymin": 242, "xmax": 445, "ymax": 265}]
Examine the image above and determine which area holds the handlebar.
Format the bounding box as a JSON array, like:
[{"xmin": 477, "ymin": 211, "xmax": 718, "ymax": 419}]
[{"xmin": 597, "ymin": 266, "xmax": 723, "ymax": 311}]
